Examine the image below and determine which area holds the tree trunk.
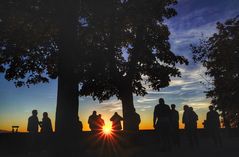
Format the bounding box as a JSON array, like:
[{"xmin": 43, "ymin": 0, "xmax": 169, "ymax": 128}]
[
  {"xmin": 55, "ymin": 71, "xmax": 79, "ymax": 134},
  {"xmin": 55, "ymin": 1, "xmax": 79, "ymax": 135},
  {"xmin": 119, "ymin": 79, "xmax": 135, "ymax": 131}
]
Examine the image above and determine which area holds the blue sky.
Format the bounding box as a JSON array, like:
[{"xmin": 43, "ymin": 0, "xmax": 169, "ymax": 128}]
[{"xmin": 0, "ymin": 0, "xmax": 239, "ymax": 132}]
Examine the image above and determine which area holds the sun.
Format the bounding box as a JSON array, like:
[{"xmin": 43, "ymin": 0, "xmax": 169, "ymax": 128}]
[{"xmin": 103, "ymin": 126, "xmax": 112, "ymax": 135}]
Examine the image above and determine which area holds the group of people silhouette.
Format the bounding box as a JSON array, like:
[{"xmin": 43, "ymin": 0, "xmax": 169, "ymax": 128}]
[
  {"xmin": 88, "ymin": 109, "xmax": 141, "ymax": 132},
  {"xmin": 153, "ymin": 98, "xmax": 180, "ymax": 151},
  {"xmin": 153, "ymin": 98, "xmax": 222, "ymax": 151},
  {"xmin": 27, "ymin": 110, "xmax": 53, "ymax": 135},
  {"xmin": 27, "ymin": 110, "xmax": 53, "ymax": 153},
  {"xmin": 88, "ymin": 111, "xmax": 124, "ymax": 131},
  {"xmin": 27, "ymin": 97, "xmax": 222, "ymax": 152}
]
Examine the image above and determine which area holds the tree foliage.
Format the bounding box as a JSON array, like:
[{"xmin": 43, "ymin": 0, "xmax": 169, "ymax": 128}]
[
  {"xmin": 192, "ymin": 16, "xmax": 239, "ymax": 113},
  {"xmin": 79, "ymin": 0, "xmax": 188, "ymax": 101},
  {"xmin": 0, "ymin": 0, "xmax": 60, "ymax": 86}
]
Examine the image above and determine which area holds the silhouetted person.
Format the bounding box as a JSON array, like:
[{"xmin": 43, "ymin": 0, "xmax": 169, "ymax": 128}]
[
  {"xmin": 96, "ymin": 114, "xmax": 105, "ymax": 131},
  {"xmin": 130, "ymin": 108, "xmax": 141, "ymax": 131},
  {"xmin": 76, "ymin": 116, "xmax": 83, "ymax": 132},
  {"xmin": 110, "ymin": 112, "xmax": 123, "ymax": 131},
  {"xmin": 40, "ymin": 112, "xmax": 53, "ymax": 134},
  {"xmin": 206, "ymin": 105, "xmax": 222, "ymax": 146},
  {"xmin": 88, "ymin": 111, "xmax": 98, "ymax": 131},
  {"xmin": 202, "ymin": 120, "xmax": 207, "ymax": 129},
  {"xmin": 171, "ymin": 104, "xmax": 180, "ymax": 147},
  {"xmin": 28, "ymin": 110, "xmax": 39, "ymax": 134},
  {"xmin": 183, "ymin": 105, "xmax": 199, "ymax": 148},
  {"xmin": 154, "ymin": 98, "xmax": 172, "ymax": 151},
  {"xmin": 27, "ymin": 110, "xmax": 40, "ymax": 153},
  {"xmin": 40, "ymin": 112, "xmax": 53, "ymax": 151}
]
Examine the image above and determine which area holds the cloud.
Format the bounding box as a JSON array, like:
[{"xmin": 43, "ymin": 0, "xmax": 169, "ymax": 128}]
[
  {"xmin": 147, "ymin": 91, "xmax": 180, "ymax": 95},
  {"xmin": 98, "ymin": 99, "xmax": 122, "ymax": 112},
  {"xmin": 137, "ymin": 97, "xmax": 157, "ymax": 103},
  {"xmin": 167, "ymin": 0, "xmax": 239, "ymax": 60},
  {"xmin": 180, "ymin": 95, "xmax": 211, "ymax": 111}
]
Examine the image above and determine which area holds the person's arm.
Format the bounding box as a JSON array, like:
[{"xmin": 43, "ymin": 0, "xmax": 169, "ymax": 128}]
[
  {"xmin": 153, "ymin": 107, "xmax": 156, "ymax": 128},
  {"xmin": 49, "ymin": 119, "xmax": 53, "ymax": 132},
  {"xmin": 27, "ymin": 118, "xmax": 30, "ymax": 132},
  {"xmin": 206, "ymin": 112, "xmax": 209, "ymax": 121},
  {"xmin": 139, "ymin": 115, "xmax": 141, "ymax": 124},
  {"xmin": 37, "ymin": 117, "xmax": 41, "ymax": 126},
  {"xmin": 39, "ymin": 121, "xmax": 42, "ymax": 128},
  {"xmin": 182, "ymin": 112, "xmax": 185, "ymax": 124},
  {"xmin": 177, "ymin": 111, "xmax": 179, "ymax": 121}
]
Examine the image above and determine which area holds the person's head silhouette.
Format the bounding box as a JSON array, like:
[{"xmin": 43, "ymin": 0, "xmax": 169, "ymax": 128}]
[
  {"xmin": 93, "ymin": 111, "xmax": 97, "ymax": 115},
  {"xmin": 183, "ymin": 105, "xmax": 189, "ymax": 111},
  {"xmin": 171, "ymin": 104, "xmax": 176, "ymax": 110},
  {"xmin": 43, "ymin": 112, "xmax": 48, "ymax": 118},
  {"xmin": 115, "ymin": 112, "xmax": 118, "ymax": 115},
  {"xmin": 98, "ymin": 114, "xmax": 102, "ymax": 118},
  {"xmin": 32, "ymin": 110, "xmax": 38, "ymax": 116},
  {"xmin": 209, "ymin": 105, "xmax": 214, "ymax": 111},
  {"xmin": 159, "ymin": 98, "xmax": 165, "ymax": 105}
]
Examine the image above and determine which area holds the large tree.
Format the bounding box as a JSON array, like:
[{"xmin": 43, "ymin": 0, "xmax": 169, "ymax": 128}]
[
  {"xmin": 191, "ymin": 16, "xmax": 239, "ymax": 125},
  {"xmin": 79, "ymin": 0, "xmax": 188, "ymax": 130},
  {"xmin": 0, "ymin": 0, "xmax": 85, "ymax": 135},
  {"xmin": 0, "ymin": 0, "xmax": 188, "ymax": 133}
]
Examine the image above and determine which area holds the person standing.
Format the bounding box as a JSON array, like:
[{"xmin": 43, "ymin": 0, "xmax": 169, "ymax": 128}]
[
  {"xmin": 189, "ymin": 107, "xmax": 199, "ymax": 147},
  {"xmin": 40, "ymin": 112, "xmax": 53, "ymax": 151},
  {"xmin": 206, "ymin": 105, "xmax": 222, "ymax": 146},
  {"xmin": 153, "ymin": 98, "xmax": 172, "ymax": 151},
  {"xmin": 76, "ymin": 116, "xmax": 83, "ymax": 132},
  {"xmin": 27, "ymin": 109, "xmax": 40, "ymax": 153},
  {"xmin": 28, "ymin": 110, "xmax": 40, "ymax": 134},
  {"xmin": 130, "ymin": 108, "xmax": 141, "ymax": 131},
  {"xmin": 97, "ymin": 114, "xmax": 105, "ymax": 132},
  {"xmin": 40, "ymin": 112, "xmax": 53, "ymax": 134},
  {"xmin": 88, "ymin": 111, "xmax": 98, "ymax": 131},
  {"xmin": 171, "ymin": 104, "xmax": 180, "ymax": 147},
  {"xmin": 182, "ymin": 105, "xmax": 199, "ymax": 148},
  {"xmin": 110, "ymin": 112, "xmax": 123, "ymax": 131}
]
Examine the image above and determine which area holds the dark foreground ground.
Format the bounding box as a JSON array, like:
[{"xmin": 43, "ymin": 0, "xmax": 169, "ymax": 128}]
[{"xmin": 0, "ymin": 129, "xmax": 239, "ymax": 157}]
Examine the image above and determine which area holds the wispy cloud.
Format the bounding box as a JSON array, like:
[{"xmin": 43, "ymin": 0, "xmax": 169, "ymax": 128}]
[
  {"xmin": 98, "ymin": 100, "xmax": 122, "ymax": 112},
  {"xmin": 137, "ymin": 97, "xmax": 157, "ymax": 103}
]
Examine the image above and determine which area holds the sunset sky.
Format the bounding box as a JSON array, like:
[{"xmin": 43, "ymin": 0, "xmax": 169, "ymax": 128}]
[{"xmin": 0, "ymin": 0, "xmax": 239, "ymax": 132}]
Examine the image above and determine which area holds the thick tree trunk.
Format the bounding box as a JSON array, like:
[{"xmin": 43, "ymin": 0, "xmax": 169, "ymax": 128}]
[
  {"xmin": 55, "ymin": 1, "xmax": 79, "ymax": 135},
  {"xmin": 55, "ymin": 71, "xmax": 79, "ymax": 135},
  {"xmin": 119, "ymin": 79, "xmax": 136, "ymax": 131}
]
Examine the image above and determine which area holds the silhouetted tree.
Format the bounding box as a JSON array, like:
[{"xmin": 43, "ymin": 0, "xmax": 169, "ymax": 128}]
[
  {"xmin": 0, "ymin": 0, "xmax": 86, "ymax": 135},
  {"xmin": 192, "ymin": 16, "xmax": 239, "ymax": 125},
  {"xmin": 79, "ymin": 0, "xmax": 188, "ymax": 130},
  {"xmin": 0, "ymin": 0, "xmax": 188, "ymax": 133}
]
